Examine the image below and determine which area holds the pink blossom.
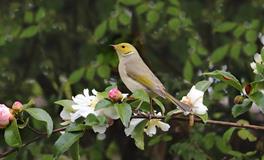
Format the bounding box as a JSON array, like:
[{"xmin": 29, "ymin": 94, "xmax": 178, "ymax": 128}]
[
  {"xmin": 108, "ymin": 88, "xmax": 123, "ymax": 102},
  {"xmin": 12, "ymin": 101, "xmax": 23, "ymax": 112},
  {"xmin": 0, "ymin": 104, "xmax": 13, "ymax": 128}
]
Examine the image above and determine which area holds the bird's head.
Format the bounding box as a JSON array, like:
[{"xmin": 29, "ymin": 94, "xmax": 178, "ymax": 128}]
[{"xmin": 111, "ymin": 43, "xmax": 137, "ymax": 56}]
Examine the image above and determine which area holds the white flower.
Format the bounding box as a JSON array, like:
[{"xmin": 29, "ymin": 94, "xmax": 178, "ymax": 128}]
[
  {"xmin": 258, "ymin": 33, "xmax": 264, "ymax": 45},
  {"xmin": 124, "ymin": 113, "xmax": 170, "ymax": 137},
  {"xmin": 250, "ymin": 53, "xmax": 263, "ymax": 74},
  {"xmin": 92, "ymin": 124, "xmax": 109, "ymax": 134},
  {"xmin": 145, "ymin": 113, "xmax": 170, "ymax": 137},
  {"xmin": 125, "ymin": 118, "xmax": 144, "ymax": 136},
  {"xmin": 70, "ymin": 89, "xmax": 98, "ymax": 122},
  {"xmin": 181, "ymin": 86, "xmax": 208, "ymax": 115}
]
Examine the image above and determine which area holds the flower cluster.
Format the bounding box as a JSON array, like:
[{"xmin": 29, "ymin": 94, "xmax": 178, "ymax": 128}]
[{"xmin": 0, "ymin": 101, "xmax": 23, "ymax": 129}]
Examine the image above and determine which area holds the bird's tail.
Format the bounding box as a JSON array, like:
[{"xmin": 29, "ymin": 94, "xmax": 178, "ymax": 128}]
[{"xmin": 165, "ymin": 92, "xmax": 191, "ymax": 112}]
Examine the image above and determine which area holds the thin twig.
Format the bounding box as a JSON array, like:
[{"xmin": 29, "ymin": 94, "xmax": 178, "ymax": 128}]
[
  {"xmin": 132, "ymin": 115, "xmax": 264, "ymax": 131},
  {"xmin": 0, "ymin": 126, "xmax": 66, "ymax": 158}
]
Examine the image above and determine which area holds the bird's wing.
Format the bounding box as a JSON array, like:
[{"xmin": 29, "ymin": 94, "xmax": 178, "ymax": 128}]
[{"xmin": 125, "ymin": 57, "xmax": 166, "ymax": 98}]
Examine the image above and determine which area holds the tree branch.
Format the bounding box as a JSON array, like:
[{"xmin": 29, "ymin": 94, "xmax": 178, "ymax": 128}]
[
  {"xmin": 132, "ymin": 114, "xmax": 264, "ymax": 131},
  {"xmin": 0, "ymin": 127, "xmax": 67, "ymax": 158}
]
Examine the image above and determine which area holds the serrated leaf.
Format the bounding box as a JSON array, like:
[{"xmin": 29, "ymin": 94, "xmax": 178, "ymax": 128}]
[
  {"xmin": 195, "ymin": 80, "xmax": 212, "ymax": 92},
  {"xmin": 68, "ymin": 67, "xmax": 85, "ymax": 84},
  {"xmin": 94, "ymin": 21, "xmax": 107, "ymax": 41},
  {"xmin": 203, "ymin": 70, "xmax": 242, "ymax": 91},
  {"xmin": 95, "ymin": 99, "xmax": 112, "ymax": 111},
  {"xmin": 147, "ymin": 10, "xmax": 159, "ymax": 24},
  {"xmin": 54, "ymin": 132, "xmax": 83, "ymax": 158},
  {"xmin": 132, "ymin": 89, "xmax": 150, "ymax": 103},
  {"xmin": 131, "ymin": 120, "xmax": 148, "ymax": 150},
  {"xmin": 214, "ymin": 22, "xmax": 236, "ymax": 33},
  {"xmin": 4, "ymin": 119, "xmax": 22, "ymax": 147},
  {"xmin": 20, "ymin": 25, "xmax": 38, "ymax": 38},
  {"xmin": 153, "ymin": 98, "xmax": 165, "ymax": 114},
  {"xmin": 210, "ymin": 44, "xmax": 229, "ymax": 63},
  {"xmin": 183, "ymin": 60, "xmax": 193, "ymax": 82},
  {"xmin": 25, "ymin": 108, "xmax": 53, "ymax": 136},
  {"xmin": 114, "ymin": 103, "xmax": 132, "ymax": 127},
  {"xmin": 232, "ymin": 98, "xmax": 252, "ymax": 117}
]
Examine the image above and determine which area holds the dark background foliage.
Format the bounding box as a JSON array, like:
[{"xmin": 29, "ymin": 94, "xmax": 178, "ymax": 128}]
[{"xmin": 0, "ymin": 0, "xmax": 264, "ymax": 159}]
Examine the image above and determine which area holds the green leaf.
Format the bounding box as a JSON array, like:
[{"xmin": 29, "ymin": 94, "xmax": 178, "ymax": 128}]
[
  {"xmin": 24, "ymin": 11, "xmax": 33, "ymax": 23},
  {"xmin": 147, "ymin": 10, "xmax": 159, "ymax": 24},
  {"xmin": 214, "ymin": 22, "xmax": 236, "ymax": 33},
  {"xmin": 68, "ymin": 67, "xmax": 85, "ymax": 84},
  {"xmin": 168, "ymin": 18, "xmax": 180, "ymax": 30},
  {"xmin": 36, "ymin": 7, "xmax": 46, "ymax": 22},
  {"xmin": 119, "ymin": 0, "xmax": 141, "ymax": 6},
  {"xmin": 114, "ymin": 103, "xmax": 132, "ymax": 127},
  {"xmin": 136, "ymin": 3, "xmax": 148, "ymax": 15},
  {"xmin": 25, "ymin": 108, "xmax": 53, "ymax": 136},
  {"xmin": 169, "ymin": 0, "xmax": 180, "ymax": 6},
  {"xmin": 223, "ymin": 128, "xmax": 235, "ymax": 143},
  {"xmin": 203, "ymin": 133, "xmax": 216, "ymax": 150},
  {"xmin": 4, "ymin": 119, "xmax": 22, "ymax": 147},
  {"xmin": 54, "ymin": 99, "xmax": 74, "ymax": 112},
  {"xmin": 237, "ymin": 129, "xmax": 257, "ymax": 142},
  {"xmin": 196, "ymin": 113, "xmax": 208, "ymax": 123},
  {"xmin": 69, "ymin": 140, "xmax": 80, "ymax": 160},
  {"xmin": 245, "ymin": 30, "xmax": 257, "ymax": 42},
  {"xmin": 109, "ymin": 18, "xmax": 118, "ymax": 31},
  {"xmin": 131, "ymin": 120, "xmax": 148, "ymax": 150},
  {"xmin": 54, "ymin": 132, "xmax": 83, "ymax": 158},
  {"xmin": 97, "ymin": 65, "xmax": 110, "ymax": 79},
  {"xmin": 85, "ymin": 114, "xmax": 99, "ymax": 126},
  {"xmin": 195, "ymin": 80, "xmax": 212, "ymax": 92},
  {"xmin": 94, "ymin": 21, "xmax": 107, "ymax": 41},
  {"xmin": 230, "ymin": 41, "xmax": 242, "ymax": 60},
  {"xmin": 167, "ymin": 7, "xmax": 179, "ymax": 16},
  {"xmin": 118, "ymin": 13, "xmax": 131, "ymax": 26},
  {"xmin": 183, "ymin": 60, "xmax": 193, "ymax": 82},
  {"xmin": 203, "ymin": 70, "xmax": 242, "ymax": 91},
  {"xmin": 243, "ymin": 43, "xmax": 257, "ymax": 56},
  {"xmin": 85, "ymin": 66, "xmax": 95, "ymax": 81},
  {"xmin": 256, "ymin": 63, "xmax": 264, "ymax": 74},
  {"xmin": 20, "ymin": 25, "xmax": 38, "ymax": 38},
  {"xmin": 249, "ymin": 91, "xmax": 264, "ymax": 111},
  {"xmin": 233, "ymin": 25, "xmax": 245, "ymax": 38},
  {"xmin": 153, "ymin": 98, "xmax": 165, "ymax": 114},
  {"xmin": 190, "ymin": 53, "xmax": 203, "ymax": 66},
  {"xmin": 95, "ymin": 99, "xmax": 112, "ymax": 110},
  {"xmin": 210, "ymin": 44, "xmax": 229, "ymax": 63},
  {"xmin": 232, "ymin": 98, "xmax": 252, "ymax": 117},
  {"xmin": 132, "ymin": 89, "xmax": 150, "ymax": 103},
  {"xmin": 66, "ymin": 123, "xmax": 86, "ymax": 132}
]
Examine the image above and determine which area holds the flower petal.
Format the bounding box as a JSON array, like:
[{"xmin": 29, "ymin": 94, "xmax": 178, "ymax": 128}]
[
  {"xmin": 92, "ymin": 125, "xmax": 108, "ymax": 134},
  {"xmin": 254, "ymin": 53, "xmax": 262, "ymax": 64},
  {"xmin": 145, "ymin": 122, "xmax": 157, "ymax": 137},
  {"xmin": 157, "ymin": 121, "xmax": 170, "ymax": 131},
  {"xmin": 124, "ymin": 118, "xmax": 144, "ymax": 136},
  {"xmin": 187, "ymin": 86, "xmax": 204, "ymax": 104}
]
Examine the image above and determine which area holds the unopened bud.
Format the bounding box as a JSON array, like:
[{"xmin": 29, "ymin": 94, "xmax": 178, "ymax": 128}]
[
  {"xmin": 12, "ymin": 101, "xmax": 23, "ymax": 112},
  {"xmin": 108, "ymin": 88, "xmax": 123, "ymax": 102},
  {"xmin": 234, "ymin": 95, "xmax": 244, "ymax": 104},
  {"xmin": 0, "ymin": 104, "xmax": 13, "ymax": 129}
]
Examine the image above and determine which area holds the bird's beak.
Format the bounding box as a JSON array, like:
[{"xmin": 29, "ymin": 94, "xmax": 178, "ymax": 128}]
[{"xmin": 109, "ymin": 44, "xmax": 116, "ymax": 48}]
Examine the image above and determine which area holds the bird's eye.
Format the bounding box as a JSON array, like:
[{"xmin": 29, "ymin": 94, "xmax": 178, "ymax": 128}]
[{"xmin": 121, "ymin": 45, "xmax": 125, "ymax": 48}]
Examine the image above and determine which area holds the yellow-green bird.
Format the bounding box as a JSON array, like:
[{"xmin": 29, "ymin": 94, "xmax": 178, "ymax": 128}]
[{"xmin": 111, "ymin": 42, "xmax": 191, "ymax": 112}]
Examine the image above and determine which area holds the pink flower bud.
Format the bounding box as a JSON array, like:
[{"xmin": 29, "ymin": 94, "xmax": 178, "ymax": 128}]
[
  {"xmin": 108, "ymin": 88, "xmax": 123, "ymax": 102},
  {"xmin": 12, "ymin": 101, "xmax": 23, "ymax": 112},
  {"xmin": 0, "ymin": 104, "xmax": 13, "ymax": 128}
]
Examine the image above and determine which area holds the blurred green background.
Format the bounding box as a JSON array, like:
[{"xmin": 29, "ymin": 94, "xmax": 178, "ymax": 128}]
[{"xmin": 0, "ymin": 0, "xmax": 264, "ymax": 159}]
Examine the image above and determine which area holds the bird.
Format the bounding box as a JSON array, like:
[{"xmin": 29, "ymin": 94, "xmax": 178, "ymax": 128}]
[{"xmin": 111, "ymin": 42, "xmax": 191, "ymax": 112}]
